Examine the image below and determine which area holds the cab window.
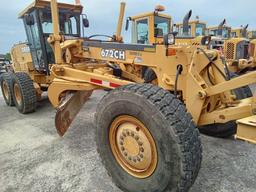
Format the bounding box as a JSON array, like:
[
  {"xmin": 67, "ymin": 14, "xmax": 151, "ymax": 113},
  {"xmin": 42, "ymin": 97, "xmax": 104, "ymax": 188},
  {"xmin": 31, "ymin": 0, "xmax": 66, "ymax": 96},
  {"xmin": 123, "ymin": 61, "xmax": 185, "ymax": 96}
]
[
  {"xmin": 39, "ymin": 9, "xmax": 80, "ymax": 36},
  {"xmin": 178, "ymin": 26, "xmax": 191, "ymax": 36},
  {"xmin": 195, "ymin": 23, "xmax": 206, "ymax": 36},
  {"xmin": 154, "ymin": 16, "xmax": 170, "ymax": 37},
  {"xmin": 231, "ymin": 32, "xmax": 237, "ymax": 38},
  {"xmin": 222, "ymin": 28, "xmax": 230, "ymax": 38},
  {"xmin": 136, "ymin": 19, "xmax": 149, "ymax": 44},
  {"xmin": 252, "ymin": 31, "xmax": 256, "ymax": 38}
]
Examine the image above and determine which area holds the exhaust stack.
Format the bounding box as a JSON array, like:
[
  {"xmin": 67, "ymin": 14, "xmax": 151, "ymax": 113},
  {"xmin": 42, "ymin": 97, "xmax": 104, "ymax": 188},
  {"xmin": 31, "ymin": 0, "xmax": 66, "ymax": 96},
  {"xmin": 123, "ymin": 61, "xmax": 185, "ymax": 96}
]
[
  {"xmin": 242, "ymin": 24, "xmax": 249, "ymax": 38},
  {"xmin": 218, "ymin": 19, "xmax": 226, "ymax": 37},
  {"xmin": 183, "ymin": 10, "xmax": 192, "ymax": 36}
]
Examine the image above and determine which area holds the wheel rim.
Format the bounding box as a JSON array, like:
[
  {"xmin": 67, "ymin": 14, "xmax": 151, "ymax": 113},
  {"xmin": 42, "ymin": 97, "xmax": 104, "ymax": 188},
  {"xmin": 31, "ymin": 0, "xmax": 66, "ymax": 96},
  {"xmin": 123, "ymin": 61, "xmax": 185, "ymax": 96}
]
[
  {"xmin": 109, "ymin": 115, "xmax": 158, "ymax": 179},
  {"xmin": 14, "ymin": 83, "xmax": 22, "ymax": 106},
  {"xmin": 2, "ymin": 81, "xmax": 9, "ymax": 100}
]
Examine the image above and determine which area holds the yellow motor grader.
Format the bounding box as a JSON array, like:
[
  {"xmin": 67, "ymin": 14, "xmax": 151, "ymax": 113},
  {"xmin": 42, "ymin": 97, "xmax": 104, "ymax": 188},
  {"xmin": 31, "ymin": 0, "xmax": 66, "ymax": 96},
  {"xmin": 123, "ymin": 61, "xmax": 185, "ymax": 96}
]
[{"xmin": 2, "ymin": 0, "xmax": 256, "ymax": 192}]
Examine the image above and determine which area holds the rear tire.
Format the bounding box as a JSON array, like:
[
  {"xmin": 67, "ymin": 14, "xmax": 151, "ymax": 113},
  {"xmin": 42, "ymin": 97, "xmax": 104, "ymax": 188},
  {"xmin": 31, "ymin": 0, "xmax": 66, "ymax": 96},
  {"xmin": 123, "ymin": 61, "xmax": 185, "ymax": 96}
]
[
  {"xmin": 231, "ymin": 73, "xmax": 252, "ymax": 100},
  {"xmin": 143, "ymin": 68, "xmax": 157, "ymax": 83},
  {"xmin": 96, "ymin": 84, "xmax": 202, "ymax": 192},
  {"xmin": 12, "ymin": 72, "xmax": 37, "ymax": 114},
  {"xmin": 0, "ymin": 72, "xmax": 15, "ymax": 106},
  {"xmin": 199, "ymin": 121, "xmax": 237, "ymax": 138},
  {"xmin": 199, "ymin": 73, "xmax": 252, "ymax": 138}
]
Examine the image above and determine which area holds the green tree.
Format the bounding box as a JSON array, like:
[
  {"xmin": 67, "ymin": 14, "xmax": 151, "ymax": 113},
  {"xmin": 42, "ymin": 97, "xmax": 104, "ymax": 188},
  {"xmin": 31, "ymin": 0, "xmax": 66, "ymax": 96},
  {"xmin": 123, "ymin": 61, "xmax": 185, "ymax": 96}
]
[{"xmin": 5, "ymin": 53, "xmax": 11, "ymax": 61}]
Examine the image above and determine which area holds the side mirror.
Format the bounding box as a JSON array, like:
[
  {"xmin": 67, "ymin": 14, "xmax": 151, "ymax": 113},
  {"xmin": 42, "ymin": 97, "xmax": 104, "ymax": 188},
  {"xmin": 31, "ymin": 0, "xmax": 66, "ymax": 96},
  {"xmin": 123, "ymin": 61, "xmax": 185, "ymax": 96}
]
[
  {"xmin": 83, "ymin": 18, "xmax": 89, "ymax": 28},
  {"xmin": 201, "ymin": 36, "xmax": 212, "ymax": 46},
  {"xmin": 125, "ymin": 17, "xmax": 131, "ymax": 31},
  {"xmin": 25, "ymin": 14, "xmax": 35, "ymax": 26}
]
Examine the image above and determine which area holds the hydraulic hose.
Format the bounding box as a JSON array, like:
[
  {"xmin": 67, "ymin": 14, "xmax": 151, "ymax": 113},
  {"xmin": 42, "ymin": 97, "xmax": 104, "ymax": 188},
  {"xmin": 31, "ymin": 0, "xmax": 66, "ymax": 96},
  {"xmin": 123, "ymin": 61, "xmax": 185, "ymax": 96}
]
[{"xmin": 174, "ymin": 64, "xmax": 183, "ymax": 97}]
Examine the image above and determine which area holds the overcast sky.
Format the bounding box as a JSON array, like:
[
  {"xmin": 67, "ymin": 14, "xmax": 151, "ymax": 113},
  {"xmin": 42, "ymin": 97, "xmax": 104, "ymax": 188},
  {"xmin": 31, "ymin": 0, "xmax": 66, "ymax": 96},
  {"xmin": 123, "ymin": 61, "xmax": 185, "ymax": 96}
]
[{"xmin": 0, "ymin": 0, "xmax": 256, "ymax": 53}]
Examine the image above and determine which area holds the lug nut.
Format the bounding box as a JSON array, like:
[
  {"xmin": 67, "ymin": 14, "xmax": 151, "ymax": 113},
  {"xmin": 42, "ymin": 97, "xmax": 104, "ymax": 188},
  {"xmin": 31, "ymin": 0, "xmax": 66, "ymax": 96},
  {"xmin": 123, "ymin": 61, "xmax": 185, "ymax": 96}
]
[
  {"xmin": 140, "ymin": 154, "xmax": 144, "ymax": 158},
  {"xmin": 120, "ymin": 136, "xmax": 124, "ymax": 140},
  {"xmin": 128, "ymin": 156, "xmax": 132, "ymax": 161},
  {"xmin": 120, "ymin": 141, "xmax": 123, "ymax": 146},
  {"xmin": 121, "ymin": 147, "xmax": 125, "ymax": 151},
  {"xmin": 140, "ymin": 147, "xmax": 144, "ymax": 152},
  {"xmin": 124, "ymin": 152, "xmax": 128, "ymax": 156},
  {"xmin": 138, "ymin": 142, "xmax": 143, "ymax": 146},
  {"xmin": 135, "ymin": 136, "xmax": 139, "ymax": 141}
]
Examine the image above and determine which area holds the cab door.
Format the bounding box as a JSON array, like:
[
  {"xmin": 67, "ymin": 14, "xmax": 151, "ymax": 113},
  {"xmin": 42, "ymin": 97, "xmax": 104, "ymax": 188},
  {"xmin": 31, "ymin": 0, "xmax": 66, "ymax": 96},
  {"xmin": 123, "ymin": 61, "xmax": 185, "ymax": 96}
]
[
  {"xmin": 23, "ymin": 10, "xmax": 46, "ymax": 72},
  {"xmin": 132, "ymin": 17, "xmax": 150, "ymax": 44}
]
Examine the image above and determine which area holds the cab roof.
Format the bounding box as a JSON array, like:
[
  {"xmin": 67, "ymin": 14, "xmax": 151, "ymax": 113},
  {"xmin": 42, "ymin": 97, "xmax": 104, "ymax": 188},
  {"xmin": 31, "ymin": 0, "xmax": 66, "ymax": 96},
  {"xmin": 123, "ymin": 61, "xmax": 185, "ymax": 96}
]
[
  {"xmin": 19, "ymin": 0, "xmax": 83, "ymax": 18},
  {"xmin": 130, "ymin": 12, "xmax": 172, "ymax": 21},
  {"xmin": 207, "ymin": 26, "xmax": 231, "ymax": 30},
  {"xmin": 176, "ymin": 20, "xmax": 206, "ymax": 26}
]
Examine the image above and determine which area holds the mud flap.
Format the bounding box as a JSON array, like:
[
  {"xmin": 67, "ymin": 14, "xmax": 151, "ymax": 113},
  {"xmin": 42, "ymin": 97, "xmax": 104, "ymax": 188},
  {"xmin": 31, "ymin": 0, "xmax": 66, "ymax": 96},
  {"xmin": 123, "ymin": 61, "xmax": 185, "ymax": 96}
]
[{"xmin": 55, "ymin": 90, "xmax": 93, "ymax": 136}]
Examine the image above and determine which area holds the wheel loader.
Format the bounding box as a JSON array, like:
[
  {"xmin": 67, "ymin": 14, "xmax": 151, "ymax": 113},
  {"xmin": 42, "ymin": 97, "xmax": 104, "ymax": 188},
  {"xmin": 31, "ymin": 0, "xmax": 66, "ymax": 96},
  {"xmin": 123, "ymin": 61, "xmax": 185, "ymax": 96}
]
[
  {"xmin": 223, "ymin": 24, "xmax": 256, "ymax": 74},
  {"xmin": 3, "ymin": 0, "xmax": 256, "ymax": 192}
]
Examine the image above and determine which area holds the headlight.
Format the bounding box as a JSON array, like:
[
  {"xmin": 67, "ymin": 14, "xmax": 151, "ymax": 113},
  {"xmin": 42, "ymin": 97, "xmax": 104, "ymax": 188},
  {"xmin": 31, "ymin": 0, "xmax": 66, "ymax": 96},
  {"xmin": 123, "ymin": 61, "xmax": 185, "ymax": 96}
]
[{"xmin": 164, "ymin": 33, "xmax": 176, "ymax": 46}]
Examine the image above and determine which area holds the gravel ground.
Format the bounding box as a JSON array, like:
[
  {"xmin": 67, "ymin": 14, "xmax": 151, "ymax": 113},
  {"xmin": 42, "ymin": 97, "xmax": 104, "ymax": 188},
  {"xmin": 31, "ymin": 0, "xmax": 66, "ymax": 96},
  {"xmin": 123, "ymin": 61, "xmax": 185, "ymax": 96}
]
[{"xmin": 0, "ymin": 90, "xmax": 256, "ymax": 192}]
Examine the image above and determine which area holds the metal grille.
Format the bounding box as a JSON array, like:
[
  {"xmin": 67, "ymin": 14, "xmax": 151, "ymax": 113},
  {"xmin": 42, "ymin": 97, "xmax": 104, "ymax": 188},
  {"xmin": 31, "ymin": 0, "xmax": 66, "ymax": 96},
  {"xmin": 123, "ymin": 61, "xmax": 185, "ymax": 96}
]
[{"xmin": 226, "ymin": 42, "xmax": 235, "ymax": 60}]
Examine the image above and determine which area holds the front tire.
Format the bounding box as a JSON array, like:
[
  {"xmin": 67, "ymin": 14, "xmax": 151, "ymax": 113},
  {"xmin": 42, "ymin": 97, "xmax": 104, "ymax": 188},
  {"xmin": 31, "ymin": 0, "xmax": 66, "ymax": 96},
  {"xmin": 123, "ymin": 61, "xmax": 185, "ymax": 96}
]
[
  {"xmin": 96, "ymin": 84, "xmax": 202, "ymax": 192},
  {"xmin": 12, "ymin": 72, "xmax": 37, "ymax": 114}
]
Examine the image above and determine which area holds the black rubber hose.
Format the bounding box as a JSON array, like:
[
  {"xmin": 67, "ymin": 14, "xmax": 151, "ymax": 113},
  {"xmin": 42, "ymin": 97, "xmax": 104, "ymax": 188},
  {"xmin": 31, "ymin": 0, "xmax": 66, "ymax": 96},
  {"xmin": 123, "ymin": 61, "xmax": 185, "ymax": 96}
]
[
  {"xmin": 221, "ymin": 56, "xmax": 231, "ymax": 80},
  {"xmin": 174, "ymin": 64, "xmax": 183, "ymax": 97},
  {"xmin": 197, "ymin": 47, "xmax": 227, "ymax": 80}
]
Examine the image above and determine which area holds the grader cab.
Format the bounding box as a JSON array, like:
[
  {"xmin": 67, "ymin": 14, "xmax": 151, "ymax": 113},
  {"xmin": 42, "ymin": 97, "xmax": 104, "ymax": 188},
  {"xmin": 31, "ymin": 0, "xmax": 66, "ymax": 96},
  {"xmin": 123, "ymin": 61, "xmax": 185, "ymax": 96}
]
[
  {"xmin": 248, "ymin": 30, "xmax": 256, "ymax": 40},
  {"xmin": 17, "ymin": 0, "xmax": 84, "ymax": 73},
  {"xmin": 175, "ymin": 17, "xmax": 207, "ymax": 37},
  {"xmin": 207, "ymin": 19, "xmax": 231, "ymax": 39},
  {"xmin": 0, "ymin": 0, "xmax": 87, "ymax": 113},
  {"xmin": 125, "ymin": 5, "xmax": 172, "ymax": 44},
  {"xmin": 231, "ymin": 24, "xmax": 249, "ymax": 38}
]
